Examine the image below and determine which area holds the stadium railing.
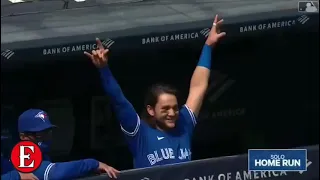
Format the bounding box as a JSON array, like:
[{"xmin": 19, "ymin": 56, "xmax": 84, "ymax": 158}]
[{"xmin": 78, "ymin": 145, "xmax": 319, "ymax": 180}]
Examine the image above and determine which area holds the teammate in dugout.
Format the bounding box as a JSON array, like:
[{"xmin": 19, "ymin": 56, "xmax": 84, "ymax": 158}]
[
  {"xmin": 8, "ymin": 109, "xmax": 119, "ymax": 180},
  {"xmin": 84, "ymin": 15, "xmax": 226, "ymax": 168},
  {"xmin": 1, "ymin": 136, "xmax": 38, "ymax": 180}
]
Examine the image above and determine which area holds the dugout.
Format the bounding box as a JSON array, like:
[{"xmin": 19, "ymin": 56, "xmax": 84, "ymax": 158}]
[{"xmin": 1, "ymin": 0, "xmax": 319, "ymax": 171}]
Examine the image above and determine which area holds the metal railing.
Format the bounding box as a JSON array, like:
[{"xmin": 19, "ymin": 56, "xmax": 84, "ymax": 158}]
[{"xmin": 79, "ymin": 145, "xmax": 319, "ymax": 180}]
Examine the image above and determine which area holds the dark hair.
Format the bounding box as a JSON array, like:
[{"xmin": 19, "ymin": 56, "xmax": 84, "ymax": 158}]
[{"xmin": 141, "ymin": 83, "xmax": 179, "ymax": 123}]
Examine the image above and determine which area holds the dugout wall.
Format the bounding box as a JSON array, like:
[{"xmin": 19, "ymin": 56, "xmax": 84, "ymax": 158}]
[{"xmin": 1, "ymin": 9, "xmax": 319, "ymax": 170}]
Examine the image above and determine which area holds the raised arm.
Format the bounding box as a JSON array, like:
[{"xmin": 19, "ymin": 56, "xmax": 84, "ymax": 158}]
[
  {"xmin": 84, "ymin": 39, "xmax": 140, "ymax": 137},
  {"xmin": 99, "ymin": 66, "xmax": 140, "ymax": 136},
  {"xmin": 186, "ymin": 15, "xmax": 226, "ymax": 116}
]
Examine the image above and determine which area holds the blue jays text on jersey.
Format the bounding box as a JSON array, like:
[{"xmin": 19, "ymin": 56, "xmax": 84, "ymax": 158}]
[
  {"xmin": 99, "ymin": 67, "xmax": 197, "ymax": 168},
  {"xmin": 147, "ymin": 147, "xmax": 192, "ymax": 166}
]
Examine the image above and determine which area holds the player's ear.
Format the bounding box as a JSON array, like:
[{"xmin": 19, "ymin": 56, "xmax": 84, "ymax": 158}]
[{"xmin": 146, "ymin": 105, "xmax": 155, "ymax": 117}]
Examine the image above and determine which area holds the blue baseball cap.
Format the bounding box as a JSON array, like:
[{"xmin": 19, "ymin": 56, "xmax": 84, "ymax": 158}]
[{"xmin": 18, "ymin": 109, "xmax": 57, "ymax": 133}]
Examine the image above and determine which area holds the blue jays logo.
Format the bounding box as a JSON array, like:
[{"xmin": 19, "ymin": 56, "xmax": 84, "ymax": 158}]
[{"xmin": 35, "ymin": 111, "xmax": 47, "ymax": 122}]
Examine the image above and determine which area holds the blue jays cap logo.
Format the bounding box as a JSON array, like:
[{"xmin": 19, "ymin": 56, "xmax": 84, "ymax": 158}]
[{"xmin": 35, "ymin": 111, "xmax": 47, "ymax": 122}]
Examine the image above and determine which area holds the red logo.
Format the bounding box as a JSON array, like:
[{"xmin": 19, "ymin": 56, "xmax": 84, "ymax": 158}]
[{"xmin": 10, "ymin": 141, "xmax": 43, "ymax": 173}]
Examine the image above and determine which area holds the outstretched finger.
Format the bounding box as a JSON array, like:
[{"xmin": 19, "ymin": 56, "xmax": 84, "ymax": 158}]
[
  {"xmin": 84, "ymin": 51, "xmax": 93, "ymax": 60},
  {"xmin": 112, "ymin": 168, "xmax": 120, "ymax": 173},
  {"xmin": 96, "ymin": 38, "xmax": 104, "ymax": 50},
  {"xmin": 217, "ymin": 32, "xmax": 227, "ymax": 38},
  {"xmin": 216, "ymin": 19, "xmax": 224, "ymax": 25},
  {"xmin": 213, "ymin": 14, "xmax": 218, "ymax": 23},
  {"xmin": 109, "ymin": 169, "xmax": 118, "ymax": 179},
  {"xmin": 105, "ymin": 170, "xmax": 112, "ymax": 179}
]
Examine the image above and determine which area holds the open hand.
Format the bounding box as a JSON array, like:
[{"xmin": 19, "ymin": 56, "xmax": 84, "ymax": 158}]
[
  {"xmin": 98, "ymin": 162, "xmax": 120, "ymax": 179},
  {"xmin": 84, "ymin": 38, "xmax": 109, "ymax": 68},
  {"xmin": 205, "ymin": 14, "xmax": 226, "ymax": 46},
  {"xmin": 19, "ymin": 172, "xmax": 39, "ymax": 180}
]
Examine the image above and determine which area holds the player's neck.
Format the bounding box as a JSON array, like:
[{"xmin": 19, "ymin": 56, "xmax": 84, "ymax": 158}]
[
  {"xmin": 144, "ymin": 117, "xmax": 171, "ymax": 132},
  {"xmin": 156, "ymin": 125, "xmax": 165, "ymax": 132},
  {"xmin": 155, "ymin": 121, "xmax": 171, "ymax": 132}
]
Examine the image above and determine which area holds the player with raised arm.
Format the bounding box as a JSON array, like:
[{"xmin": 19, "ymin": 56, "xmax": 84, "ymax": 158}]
[{"xmin": 85, "ymin": 15, "xmax": 226, "ymax": 168}]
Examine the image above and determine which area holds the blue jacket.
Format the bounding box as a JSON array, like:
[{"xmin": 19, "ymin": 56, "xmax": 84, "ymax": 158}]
[
  {"xmin": 1, "ymin": 158, "xmax": 100, "ymax": 180},
  {"xmin": 1, "ymin": 171, "xmax": 20, "ymax": 180},
  {"xmin": 33, "ymin": 158, "xmax": 99, "ymax": 180},
  {"xmin": 1, "ymin": 156, "xmax": 14, "ymax": 175}
]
